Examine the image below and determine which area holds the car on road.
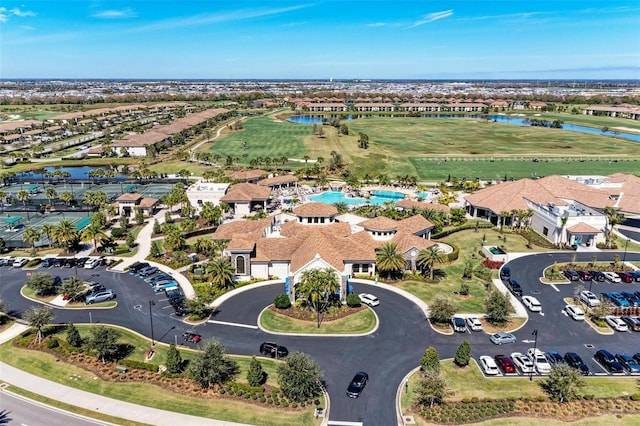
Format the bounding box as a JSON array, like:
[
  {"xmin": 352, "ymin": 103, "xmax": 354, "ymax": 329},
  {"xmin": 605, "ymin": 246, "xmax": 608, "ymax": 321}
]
[
  {"xmin": 465, "ymin": 317, "xmax": 483, "ymax": 332},
  {"xmin": 565, "ymin": 304, "xmax": 585, "ymax": 321},
  {"xmin": 621, "ymin": 291, "xmax": 640, "ymax": 307},
  {"xmin": 595, "ymin": 349, "xmax": 624, "ymax": 374},
  {"xmin": 500, "ymin": 265, "xmax": 511, "ymax": 280},
  {"xmin": 564, "ymin": 352, "xmax": 589, "ymax": 375},
  {"xmin": 605, "ymin": 316, "xmax": 629, "ymax": 332},
  {"xmin": 580, "ymin": 290, "xmax": 600, "ymax": 308},
  {"xmin": 259, "ymin": 342, "xmax": 288, "ymax": 358},
  {"xmin": 522, "ymin": 295, "xmax": 542, "ymax": 312},
  {"xmin": 615, "ymin": 354, "xmax": 640, "ymax": 374},
  {"xmin": 346, "ymin": 371, "xmax": 368, "ymax": 398},
  {"xmin": 358, "ymin": 293, "xmax": 379, "ymax": 307},
  {"xmin": 85, "ymin": 289, "xmax": 115, "ymax": 304},
  {"xmin": 12, "ymin": 258, "xmax": 28, "ymax": 268},
  {"xmin": 603, "ymin": 271, "xmax": 621, "ymax": 283},
  {"xmin": 563, "ymin": 270, "xmax": 580, "ymax": 281},
  {"xmin": 618, "ymin": 272, "xmax": 635, "ymax": 283},
  {"xmin": 479, "ymin": 356, "xmax": 500, "ymax": 376},
  {"xmin": 577, "ymin": 270, "xmax": 592, "ymax": 281},
  {"xmin": 527, "ymin": 348, "xmax": 551, "ymax": 374},
  {"xmin": 451, "ymin": 317, "xmax": 466, "ymax": 333},
  {"xmin": 620, "ymin": 315, "xmax": 640, "ymax": 331},
  {"xmin": 511, "ymin": 352, "xmax": 535, "ymax": 374},
  {"xmin": 507, "ymin": 279, "xmax": 522, "ymax": 296},
  {"xmin": 545, "ymin": 351, "xmax": 566, "ymax": 367},
  {"xmin": 589, "ymin": 270, "xmax": 607, "ymax": 282},
  {"xmin": 490, "ymin": 332, "xmax": 516, "ymax": 345},
  {"xmin": 494, "ymin": 354, "xmax": 516, "ymax": 374}
]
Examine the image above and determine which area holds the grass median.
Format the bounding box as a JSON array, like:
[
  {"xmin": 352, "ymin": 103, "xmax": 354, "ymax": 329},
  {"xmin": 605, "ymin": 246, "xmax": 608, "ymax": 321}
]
[{"xmin": 260, "ymin": 307, "xmax": 377, "ymax": 334}]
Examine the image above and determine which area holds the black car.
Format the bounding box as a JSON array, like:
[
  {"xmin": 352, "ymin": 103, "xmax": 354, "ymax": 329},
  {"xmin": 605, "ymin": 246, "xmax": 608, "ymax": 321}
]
[
  {"xmin": 173, "ymin": 303, "xmax": 187, "ymax": 316},
  {"xmin": 500, "ymin": 265, "xmax": 511, "ymax": 280},
  {"xmin": 451, "ymin": 317, "xmax": 466, "ymax": 333},
  {"xmin": 589, "ymin": 270, "xmax": 606, "ymax": 282},
  {"xmin": 620, "ymin": 315, "xmax": 640, "ymax": 331},
  {"xmin": 615, "ymin": 353, "xmax": 640, "ymax": 374},
  {"xmin": 508, "ymin": 279, "xmax": 522, "ymax": 296},
  {"xmin": 634, "ymin": 353, "xmax": 640, "ymax": 364},
  {"xmin": 259, "ymin": 342, "xmax": 288, "ymax": 358},
  {"xmin": 128, "ymin": 261, "xmax": 149, "ymax": 273},
  {"xmin": 346, "ymin": 371, "xmax": 369, "ymax": 398},
  {"xmin": 564, "ymin": 352, "xmax": 589, "ymax": 375},
  {"xmin": 545, "ymin": 351, "xmax": 565, "ymax": 367},
  {"xmin": 595, "ymin": 349, "xmax": 624, "ymax": 374},
  {"xmin": 563, "ymin": 270, "xmax": 580, "ymax": 281}
]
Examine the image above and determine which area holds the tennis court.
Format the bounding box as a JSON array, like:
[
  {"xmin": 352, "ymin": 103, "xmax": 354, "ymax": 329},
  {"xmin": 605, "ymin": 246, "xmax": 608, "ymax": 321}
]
[{"xmin": 1, "ymin": 211, "xmax": 90, "ymax": 249}]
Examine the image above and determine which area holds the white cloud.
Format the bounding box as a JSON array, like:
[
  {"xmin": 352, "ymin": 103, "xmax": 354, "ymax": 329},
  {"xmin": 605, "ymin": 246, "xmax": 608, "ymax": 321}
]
[
  {"xmin": 410, "ymin": 10, "xmax": 453, "ymax": 28},
  {"xmin": 91, "ymin": 8, "xmax": 137, "ymax": 19},
  {"xmin": 11, "ymin": 8, "xmax": 35, "ymax": 17},
  {"xmin": 0, "ymin": 6, "xmax": 35, "ymax": 22},
  {"xmin": 367, "ymin": 22, "xmax": 387, "ymax": 27}
]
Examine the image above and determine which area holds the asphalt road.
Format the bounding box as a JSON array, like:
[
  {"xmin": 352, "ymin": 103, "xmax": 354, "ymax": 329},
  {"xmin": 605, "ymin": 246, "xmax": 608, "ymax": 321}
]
[{"xmin": 1, "ymin": 251, "xmax": 639, "ymax": 425}]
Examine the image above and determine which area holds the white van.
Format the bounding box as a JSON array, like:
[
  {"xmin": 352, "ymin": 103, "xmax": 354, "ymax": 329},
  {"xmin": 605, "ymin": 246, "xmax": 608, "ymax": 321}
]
[{"xmin": 84, "ymin": 258, "xmax": 101, "ymax": 269}]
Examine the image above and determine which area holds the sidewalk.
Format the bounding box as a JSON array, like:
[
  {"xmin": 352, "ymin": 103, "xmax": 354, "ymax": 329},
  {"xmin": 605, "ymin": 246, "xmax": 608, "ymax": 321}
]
[{"xmin": 0, "ymin": 323, "xmax": 251, "ymax": 426}]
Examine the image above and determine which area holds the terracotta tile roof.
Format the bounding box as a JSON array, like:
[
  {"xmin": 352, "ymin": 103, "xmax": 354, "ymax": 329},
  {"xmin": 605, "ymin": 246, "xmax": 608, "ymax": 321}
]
[
  {"xmin": 396, "ymin": 215, "xmax": 434, "ymax": 234},
  {"xmin": 537, "ymin": 176, "xmax": 613, "ymax": 208},
  {"xmin": 567, "ymin": 222, "xmax": 601, "ymax": 233},
  {"xmin": 396, "ymin": 198, "xmax": 451, "ymax": 213},
  {"xmin": 464, "ymin": 179, "xmax": 564, "ymax": 214},
  {"xmin": 258, "ymin": 174, "xmax": 299, "ymax": 186},
  {"xmin": 294, "ymin": 202, "xmax": 338, "ymax": 217},
  {"xmin": 212, "ymin": 217, "xmax": 272, "ymax": 241},
  {"xmin": 230, "ymin": 169, "xmax": 265, "ymax": 181},
  {"xmin": 227, "ymin": 238, "xmax": 256, "ymax": 251},
  {"xmin": 605, "ymin": 173, "xmax": 640, "ymax": 214},
  {"xmin": 220, "ymin": 183, "xmax": 271, "ymax": 202},
  {"xmin": 360, "ymin": 216, "xmax": 398, "ymax": 231},
  {"xmin": 391, "ymin": 233, "xmax": 436, "ymax": 254},
  {"xmin": 138, "ymin": 197, "xmax": 159, "ymax": 208},
  {"xmin": 115, "ymin": 193, "xmax": 143, "ymax": 202}
]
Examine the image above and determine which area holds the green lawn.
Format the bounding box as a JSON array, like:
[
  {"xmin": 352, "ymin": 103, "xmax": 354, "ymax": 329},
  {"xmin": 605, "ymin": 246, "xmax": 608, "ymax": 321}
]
[{"xmin": 260, "ymin": 307, "xmax": 377, "ymax": 334}]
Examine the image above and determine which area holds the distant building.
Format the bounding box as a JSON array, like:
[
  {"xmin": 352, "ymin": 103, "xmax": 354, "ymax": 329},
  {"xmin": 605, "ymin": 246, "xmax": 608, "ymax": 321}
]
[{"xmin": 185, "ymin": 182, "xmax": 231, "ymax": 213}]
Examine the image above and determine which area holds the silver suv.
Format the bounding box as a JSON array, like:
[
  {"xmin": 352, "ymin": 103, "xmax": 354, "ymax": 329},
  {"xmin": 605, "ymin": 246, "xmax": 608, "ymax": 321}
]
[{"xmin": 85, "ymin": 289, "xmax": 115, "ymax": 304}]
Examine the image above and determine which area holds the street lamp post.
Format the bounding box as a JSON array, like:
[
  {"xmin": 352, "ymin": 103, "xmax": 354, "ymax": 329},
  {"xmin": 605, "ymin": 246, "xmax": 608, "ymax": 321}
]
[
  {"xmin": 149, "ymin": 300, "xmax": 155, "ymax": 346},
  {"xmin": 622, "ymin": 237, "xmax": 629, "ymax": 264},
  {"xmin": 529, "ymin": 329, "xmax": 538, "ymax": 382}
]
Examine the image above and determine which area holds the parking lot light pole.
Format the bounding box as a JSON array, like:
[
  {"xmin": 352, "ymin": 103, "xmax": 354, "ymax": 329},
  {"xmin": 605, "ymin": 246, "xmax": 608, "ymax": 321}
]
[
  {"xmin": 622, "ymin": 237, "xmax": 629, "ymax": 264},
  {"xmin": 529, "ymin": 329, "xmax": 538, "ymax": 382},
  {"xmin": 149, "ymin": 300, "xmax": 155, "ymax": 346}
]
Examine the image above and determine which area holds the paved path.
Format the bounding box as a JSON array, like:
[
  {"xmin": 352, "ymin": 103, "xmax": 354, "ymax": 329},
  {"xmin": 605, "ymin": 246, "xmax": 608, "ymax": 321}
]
[{"xmin": 0, "ymin": 323, "xmax": 250, "ymax": 426}]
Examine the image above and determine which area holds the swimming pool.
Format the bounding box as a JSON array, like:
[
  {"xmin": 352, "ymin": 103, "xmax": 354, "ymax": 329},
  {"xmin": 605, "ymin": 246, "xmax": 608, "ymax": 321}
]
[
  {"xmin": 309, "ymin": 191, "xmax": 403, "ymax": 206},
  {"xmin": 371, "ymin": 190, "xmax": 405, "ymax": 200}
]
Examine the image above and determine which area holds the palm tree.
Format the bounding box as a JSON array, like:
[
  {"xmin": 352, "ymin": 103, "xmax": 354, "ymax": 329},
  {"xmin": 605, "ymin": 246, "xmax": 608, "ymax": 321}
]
[
  {"xmin": 17, "ymin": 189, "xmax": 30, "ymax": 208},
  {"xmin": 0, "ymin": 190, "xmax": 7, "ymax": 211},
  {"xmin": 23, "ymin": 305, "xmax": 54, "ymax": 344},
  {"xmin": 207, "ymin": 257, "xmax": 236, "ymax": 291},
  {"xmin": 40, "ymin": 223, "xmax": 55, "ymax": 248},
  {"xmin": 80, "ymin": 222, "xmax": 107, "ymax": 253},
  {"xmin": 604, "ymin": 207, "xmax": 621, "ymax": 249},
  {"xmin": 297, "ymin": 268, "xmax": 340, "ymax": 328},
  {"xmin": 333, "ymin": 201, "xmax": 349, "ymax": 215},
  {"xmin": 375, "ymin": 242, "xmax": 405, "ymax": 279},
  {"xmin": 417, "ymin": 246, "xmax": 446, "ymax": 280},
  {"xmin": 22, "ymin": 227, "xmax": 41, "ymax": 255},
  {"xmin": 52, "ymin": 219, "xmax": 79, "ymax": 252},
  {"xmin": 59, "ymin": 191, "xmax": 74, "ymax": 206},
  {"xmin": 200, "ymin": 202, "xmax": 221, "ymax": 226},
  {"xmin": 559, "ymin": 215, "xmax": 568, "ymax": 247},
  {"xmin": 45, "ymin": 187, "xmax": 57, "ymax": 207}
]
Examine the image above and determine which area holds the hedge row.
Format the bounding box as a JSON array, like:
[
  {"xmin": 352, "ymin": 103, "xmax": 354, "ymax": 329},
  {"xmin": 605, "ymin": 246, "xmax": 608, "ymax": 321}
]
[{"xmin": 432, "ymin": 222, "xmax": 494, "ymax": 239}]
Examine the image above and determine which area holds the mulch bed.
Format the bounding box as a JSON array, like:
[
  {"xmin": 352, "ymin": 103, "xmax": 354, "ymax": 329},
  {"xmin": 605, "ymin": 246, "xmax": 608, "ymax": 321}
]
[{"xmin": 269, "ymin": 304, "xmax": 366, "ymax": 322}]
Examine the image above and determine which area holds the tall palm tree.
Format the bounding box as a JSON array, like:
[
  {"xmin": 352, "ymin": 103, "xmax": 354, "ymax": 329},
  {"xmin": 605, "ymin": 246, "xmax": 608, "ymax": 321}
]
[
  {"xmin": 0, "ymin": 190, "xmax": 6, "ymax": 211},
  {"xmin": 17, "ymin": 189, "xmax": 30, "ymax": 207},
  {"xmin": 297, "ymin": 268, "xmax": 340, "ymax": 328},
  {"xmin": 52, "ymin": 219, "xmax": 79, "ymax": 252},
  {"xmin": 375, "ymin": 242, "xmax": 405, "ymax": 279},
  {"xmin": 207, "ymin": 257, "xmax": 236, "ymax": 291},
  {"xmin": 45, "ymin": 187, "xmax": 57, "ymax": 207},
  {"xmin": 417, "ymin": 246, "xmax": 446, "ymax": 280},
  {"xmin": 22, "ymin": 227, "xmax": 41, "ymax": 256},
  {"xmin": 59, "ymin": 191, "xmax": 74, "ymax": 206},
  {"xmin": 604, "ymin": 207, "xmax": 621, "ymax": 249},
  {"xmin": 80, "ymin": 222, "xmax": 107, "ymax": 253},
  {"xmin": 559, "ymin": 215, "xmax": 568, "ymax": 247},
  {"xmin": 40, "ymin": 223, "xmax": 55, "ymax": 248}
]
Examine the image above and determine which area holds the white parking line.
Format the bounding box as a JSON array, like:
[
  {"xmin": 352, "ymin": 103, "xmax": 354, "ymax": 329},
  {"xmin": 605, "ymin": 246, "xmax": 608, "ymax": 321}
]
[
  {"xmin": 208, "ymin": 320, "xmax": 258, "ymax": 329},
  {"xmin": 549, "ymin": 284, "xmax": 560, "ymax": 292},
  {"xmin": 327, "ymin": 421, "xmax": 363, "ymax": 426}
]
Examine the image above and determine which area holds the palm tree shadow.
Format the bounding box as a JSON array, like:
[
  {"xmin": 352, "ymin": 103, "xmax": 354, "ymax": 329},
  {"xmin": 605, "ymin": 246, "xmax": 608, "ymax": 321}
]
[{"xmin": 0, "ymin": 409, "xmax": 13, "ymax": 424}]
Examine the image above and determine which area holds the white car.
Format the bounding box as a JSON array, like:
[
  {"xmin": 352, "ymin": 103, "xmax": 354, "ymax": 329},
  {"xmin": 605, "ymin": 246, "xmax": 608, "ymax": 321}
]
[
  {"xmin": 465, "ymin": 317, "xmax": 483, "ymax": 332},
  {"xmin": 358, "ymin": 293, "xmax": 379, "ymax": 307},
  {"xmin": 580, "ymin": 290, "xmax": 600, "ymax": 308},
  {"xmin": 511, "ymin": 352, "xmax": 535, "ymax": 374},
  {"xmin": 84, "ymin": 258, "xmax": 101, "ymax": 269},
  {"xmin": 605, "ymin": 316, "xmax": 629, "ymax": 332},
  {"xmin": 12, "ymin": 257, "xmax": 28, "ymax": 268},
  {"xmin": 522, "ymin": 295, "xmax": 542, "ymax": 312},
  {"xmin": 565, "ymin": 304, "xmax": 585, "ymax": 321},
  {"xmin": 527, "ymin": 348, "xmax": 551, "ymax": 374},
  {"xmin": 603, "ymin": 271, "xmax": 621, "ymax": 283},
  {"xmin": 479, "ymin": 356, "xmax": 500, "ymax": 376}
]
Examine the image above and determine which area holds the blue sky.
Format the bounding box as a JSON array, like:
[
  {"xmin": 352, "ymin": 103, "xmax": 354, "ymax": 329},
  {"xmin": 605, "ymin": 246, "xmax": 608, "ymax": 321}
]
[{"xmin": 1, "ymin": 1, "xmax": 639, "ymax": 79}]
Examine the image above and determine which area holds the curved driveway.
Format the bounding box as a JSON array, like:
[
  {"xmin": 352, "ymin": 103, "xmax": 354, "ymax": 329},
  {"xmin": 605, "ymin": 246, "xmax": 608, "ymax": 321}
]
[{"xmin": 1, "ymin": 250, "xmax": 639, "ymax": 425}]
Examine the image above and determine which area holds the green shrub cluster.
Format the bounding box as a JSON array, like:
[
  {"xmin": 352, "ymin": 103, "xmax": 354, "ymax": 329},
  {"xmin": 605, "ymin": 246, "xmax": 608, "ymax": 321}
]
[
  {"xmin": 111, "ymin": 227, "xmax": 125, "ymax": 238},
  {"xmin": 432, "ymin": 222, "xmax": 494, "ymax": 239},
  {"xmin": 120, "ymin": 359, "xmax": 160, "ymax": 372},
  {"xmin": 26, "ymin": 259, "xmax": 41, "ymax": 267},
  {"xmin": 421, "ymin": 399, "xmax": 515, "ymax": 424},
  {"xmin": 345, "ymin": 293, "xmax": 361, "ymax": 307},
  {"xmin": 273, "ymin": 294, "xmax": 291, "ymax": 309}
]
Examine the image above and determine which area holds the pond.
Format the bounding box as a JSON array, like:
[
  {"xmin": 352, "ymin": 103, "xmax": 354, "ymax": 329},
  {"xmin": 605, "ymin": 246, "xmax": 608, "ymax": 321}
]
[{"xmin": 286, "ymin": 114, "xmax": 640, "ymax": 143}]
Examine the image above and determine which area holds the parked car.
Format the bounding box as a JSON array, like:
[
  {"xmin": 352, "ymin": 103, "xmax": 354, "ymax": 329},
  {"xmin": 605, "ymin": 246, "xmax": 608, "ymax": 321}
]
[
  {"xmin": 577, "ymin": 270, "xmax": 592, "ymax": 281},
  {"xmin": 602, "ymin": 292, "xmax": 631, "ymax": 307},
  {"xmin": 618, "ymin": 272, "xmax": 635, "ymax": 283},
  {"xmin": 507, "ymin": 279, "xmax": 522, "ymax": 296},
  {"xmin": 479, "ymin": 356, "xmax": 500, "ymax": 376},
  {"xmin": 451, "ymin": 317, "xmax": 466, "ymax": 333},
  {"xmin": 346, "ymin": 371, "xmax": 369, "ymax": 398},
  {"xmin": 500, "ymin": 265, "xmax": 511, "ymax": 280},
  {"xmin": 545, "ymin": 351, "xmax": 566, "ymax": 367},
  {"xmin": 621, "ymin": 291, "xmax": 640, "ymax": 307},
  {"xmin": 527, "ymin": 348, "xmax": 551, "ymax": 374},
  {"xmin": 589, "ymin": 270, "xmax": 607, "ymax": 282},
  {"xmin": 358, "ymin": 293, "xmax": 379, "ymax": 307},
  {"xmin": 183, "ymin": 330, "xmax": 201, "ymax": 343},
  {"xmin": 615, "ymin": 353, "xmax": 640, "ymax": 374},
  {"xmin": 259, "ymin": 342, "xmax": 288, "ymax": 358},
  {"xmin": 565, "ymin": 304, "xmax": 585, "ymax": 321},
  {"xmin": 12, "ymin": 258, "xmax": 28, "ymax": 268},
  {"xmin": 137, "ymin": 266, "xmax": 159, "ymax": 277},
  {"xmin": 595, "ymin": 349, "xmax": 624, "ymax": 373},
  {"xmin": 145, "ymin": 273, "xmax": 173, "ymax": 283},
  {"xmin": 580, "ymin": 290, "xmax": 600, "ymax": 308},
  {"xmin": 173, "ymin": 303, "xmax": 187, "ymax": 317},
  {"xmin": 85, "ymin": 289, "xmax": 116, "ymax": 304},
  {"xmin": 41, "ymin": 257, "xmax": 55, "ymax": 268},
  {"xmin": 490, "ymin": 332, "xmax": 516, "ymax": 345},
  {"xmin": 563, "ymin": 270, "xmax": 580, "ymax": 281},
  {"xmin": 522, "ymin": 296, "xmax": 542, "ymax": 312},
  {"xmin": 84, "ymin": 258, "xmax": 101, "ymax": 269},
  {"xmin": 634, "ymin": 353, "xmax": 640, "ymax": 364},
  {"xmin": 603, "ymin": 271, "xmax": 622, "ymax": 283},
  {"xmin": 511, "ymin": 352, "xmax": 535, "ymax": 374},
  {"xmin": 128, "ymin": 261, "xmax": 149, "ymax": 273},
  {"xmin": 605, "ymin": 316, "xmax": 629, "ymax": 332},
  {"xmin": 494, "ymin": 354, "xmax": 516, "ymax": 374},
  {"xmin": 465, "ymin": 317, "xmax": 483, "ymax": 332},
  {"xmin": 0, "ymin": 256, "xmax": 15, "ymax": 266},
  {"xmin": 564, "ymin": 352, "xmax": 590, "ymax": 375},
  {"xmin": 620, "ymin": 315, "xmax": 640, "ymax": 331},
  {"xmin": 152, "ymin": 279, "xmax": 178, "ymax": 292},
  {"xmin": 631, "ymin": 270, "xmax": 640, "ymax": 282}
]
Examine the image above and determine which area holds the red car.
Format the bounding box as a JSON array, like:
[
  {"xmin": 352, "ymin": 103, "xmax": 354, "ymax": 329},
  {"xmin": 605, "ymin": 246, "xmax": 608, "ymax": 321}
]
[
  {"xmin": 618, "ymin": 272, "xmax": 634, "ymax": 283},
  {"xmin": 494, "ymin": 354, "xmax": 516, "ymax": 374}
]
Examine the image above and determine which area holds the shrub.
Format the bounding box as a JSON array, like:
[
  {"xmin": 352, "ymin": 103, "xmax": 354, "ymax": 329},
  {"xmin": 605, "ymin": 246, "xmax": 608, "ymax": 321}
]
[
  {"xmin": 454, "ymin": 341, "xmax": 471, "ymax": 367},
  {"xmin": 111, "ymin": 227, "xmax": 125, "ymax": 238},
  {"xmin": 481, "ymin": 259, "xmax": 504, "ymax": 269},
  {"xmin": 346, "ymin": 293, "xmax": 361, "ymax": 307},
  {"xmin": 630, "ymin": 394, "xmax": 640, "ymax": 401},
  {"xmin": 121, "ymin": 359, "xmax": 159, "ymax": 372},
  {"xmin": 273, "ymin": 294, "xmax": 291, "ymax": 309},
  {"xmin": 46, "ymin": 338, "xmax": 59, "ymax": 349}
]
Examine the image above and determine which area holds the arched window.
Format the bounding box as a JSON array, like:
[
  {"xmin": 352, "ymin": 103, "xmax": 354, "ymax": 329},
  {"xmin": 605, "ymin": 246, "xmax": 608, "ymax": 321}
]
[{"xmin": 236, "ymin": 256, "xmax": 246, "ymax": 274}]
